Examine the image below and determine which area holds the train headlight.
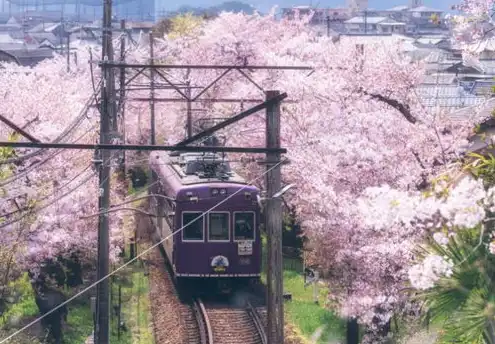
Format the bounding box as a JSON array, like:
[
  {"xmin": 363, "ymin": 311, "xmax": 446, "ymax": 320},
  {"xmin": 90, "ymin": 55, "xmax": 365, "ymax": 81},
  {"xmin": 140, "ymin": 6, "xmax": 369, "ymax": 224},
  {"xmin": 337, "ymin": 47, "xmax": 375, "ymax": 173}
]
[
  {"xmin": 212, "ymin": 189, "xmax": 219, "ymax": 195},
  {"xmin": 220, "ymin": 188, "xmax": 227, "ymax": 195}
]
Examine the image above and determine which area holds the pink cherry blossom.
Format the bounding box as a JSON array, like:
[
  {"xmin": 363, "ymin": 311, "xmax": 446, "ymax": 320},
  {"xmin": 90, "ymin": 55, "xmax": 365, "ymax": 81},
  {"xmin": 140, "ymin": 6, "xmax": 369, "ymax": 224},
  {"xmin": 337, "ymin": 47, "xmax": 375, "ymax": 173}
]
[
  {"xmin": 408, "ymin": 255, "xmax": 454, "ymax": 290},
  {"xmin": 0, "ymin": 48, "xmax": 124, "ymax": 276},
  {"xmin": 129, "ymin": 11, "xmax": 483, "ymax": 333}
]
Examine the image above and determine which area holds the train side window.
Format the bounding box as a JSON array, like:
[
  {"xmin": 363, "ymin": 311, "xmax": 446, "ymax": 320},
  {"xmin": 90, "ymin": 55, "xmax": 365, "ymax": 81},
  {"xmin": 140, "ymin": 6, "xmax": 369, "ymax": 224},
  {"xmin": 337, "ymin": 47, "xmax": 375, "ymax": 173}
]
[
  {"xmin": 208, "ymin": 212, "xmax": 230, "ymax": 242},
  {"xmin": 182, "ymin": 212, "xmax": 204, "ymax": 241},
  {"xmin": 234, "ymin": 212, "xmax": 255, "ymax": 241}
]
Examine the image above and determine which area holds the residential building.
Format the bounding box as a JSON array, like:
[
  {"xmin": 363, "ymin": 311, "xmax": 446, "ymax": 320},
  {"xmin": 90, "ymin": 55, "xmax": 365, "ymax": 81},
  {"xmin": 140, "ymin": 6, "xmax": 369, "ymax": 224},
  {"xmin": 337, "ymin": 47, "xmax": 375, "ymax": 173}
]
[
  {"xmin": 114, "ymin": 0, "xmax": 156, "ymax": 21},
  {"xmin": 344, "ymin": 16, "xmax": 406, "ymax": 34},
  {"xmin": 281, "ymin": 6, "xmax": 351, "ymax": 26},
  {"xmin": 0, "ymin": 48, "xmax": 19, "ymax": 64},
  {"xmin": 346, "ymin": 0, "xmax": 368, "ymax": 12}
]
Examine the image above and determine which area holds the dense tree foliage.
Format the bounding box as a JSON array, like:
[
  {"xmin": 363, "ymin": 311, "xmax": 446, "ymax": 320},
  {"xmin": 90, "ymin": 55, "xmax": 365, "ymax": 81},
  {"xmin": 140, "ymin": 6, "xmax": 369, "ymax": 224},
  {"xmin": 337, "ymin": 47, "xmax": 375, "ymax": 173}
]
[
  {"xmin": 0, "ymin": 52, "xmax": 125, "ymax": 294},
  {"xmin": 1, "ymin": 1, "xmax": 492, "ymax": 342},
  {"xmin": 123, "ymin": 9, "xmax": 484, "ymax": 340}
]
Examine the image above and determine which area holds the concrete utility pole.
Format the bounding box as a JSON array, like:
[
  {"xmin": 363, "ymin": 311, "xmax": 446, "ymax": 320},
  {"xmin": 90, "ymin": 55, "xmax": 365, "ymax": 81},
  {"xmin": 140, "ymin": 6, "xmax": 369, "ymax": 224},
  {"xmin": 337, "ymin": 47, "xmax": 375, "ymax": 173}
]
[
  {"xmin": 265, "ymin": 90, "xmax": 284, "ymax": 344},
  {"xmin": 95, "ymin": 0, "xmax": 113, "ymax": 342}
]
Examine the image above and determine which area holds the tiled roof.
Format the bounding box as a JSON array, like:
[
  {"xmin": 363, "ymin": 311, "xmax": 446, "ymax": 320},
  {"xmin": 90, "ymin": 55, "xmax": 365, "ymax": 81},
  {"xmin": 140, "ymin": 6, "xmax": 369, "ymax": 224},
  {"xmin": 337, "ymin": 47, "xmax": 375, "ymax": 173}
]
[{"xmin": 345, "ymin": 16, "xmax": 390, "ymax": 24}]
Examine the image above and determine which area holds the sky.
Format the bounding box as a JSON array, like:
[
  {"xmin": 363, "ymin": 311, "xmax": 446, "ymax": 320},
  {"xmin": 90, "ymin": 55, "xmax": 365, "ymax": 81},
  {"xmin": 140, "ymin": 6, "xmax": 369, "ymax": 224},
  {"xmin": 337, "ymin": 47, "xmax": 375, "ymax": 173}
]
[{"xmin": 163, "ymin": 0, "xmax": 457, "ymax": 13}]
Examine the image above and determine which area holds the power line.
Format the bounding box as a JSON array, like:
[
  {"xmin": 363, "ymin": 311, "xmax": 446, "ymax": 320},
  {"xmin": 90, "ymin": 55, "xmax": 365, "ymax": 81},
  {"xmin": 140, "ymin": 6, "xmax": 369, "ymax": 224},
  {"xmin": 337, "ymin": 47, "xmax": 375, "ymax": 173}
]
[
  {"xmin": 0, "ymin": 142, "xmax": 287, "ymax": 154},
  {"xmin": 0, "ymin": 157, "xmax": 287, "ymax": 344},
  {"xmin": 0, "ymin": 124, "xmax": 97, "ymax": 187},
  {"xmin": 0, "ymin": 172, "xmax": 95, "ymax": 230},
  {"xmin": 0, "ymin": 147, "xmax": 123, "ymax": 229},
  {"xmin": 0, "ymin": 163, "xmax": 93, "ymax": 220},
  {"xmin": 0, "ymin": 86, "xmax": 100, "ymax": 166}
]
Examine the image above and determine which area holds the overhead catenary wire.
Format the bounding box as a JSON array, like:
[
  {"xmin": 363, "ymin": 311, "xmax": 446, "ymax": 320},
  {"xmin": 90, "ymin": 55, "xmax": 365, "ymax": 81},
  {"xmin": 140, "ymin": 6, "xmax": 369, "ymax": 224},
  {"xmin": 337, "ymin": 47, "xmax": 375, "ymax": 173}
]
[
  {"xmin": 0, "ymin": 147, "xmax": 123, "ymax": 229},
  {"xmin": 0, "ymin": 157, "xmax": 287, "ymax": 344},
  {"xmin": 0, "ymin": 163, "xmax": 94, "ymax": 219},
  {"xmin": 0, "ymin": 83, "xmax": 102, "ymax": 166},
  {"xmin": 0, "ymin": 123, "xmax": 98, "ymax": 188}
]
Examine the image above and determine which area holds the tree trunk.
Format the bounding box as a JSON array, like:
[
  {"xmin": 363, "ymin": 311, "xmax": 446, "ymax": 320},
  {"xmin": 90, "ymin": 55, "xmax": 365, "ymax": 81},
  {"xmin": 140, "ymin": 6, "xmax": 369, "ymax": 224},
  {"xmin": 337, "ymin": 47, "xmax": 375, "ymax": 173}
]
[{"xmin": 347, "ymin": 318, "xmax": 359, "ymax": 344}]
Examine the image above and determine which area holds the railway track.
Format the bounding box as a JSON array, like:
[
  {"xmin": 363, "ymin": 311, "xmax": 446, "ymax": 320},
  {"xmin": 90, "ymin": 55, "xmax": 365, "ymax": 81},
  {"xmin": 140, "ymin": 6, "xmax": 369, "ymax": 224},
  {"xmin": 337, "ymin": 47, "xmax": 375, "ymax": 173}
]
[
  {"xmin": 148, "ymin": 231, "xmax": 213, "ymax": 344},
  {"xmin": 149, "ymin": 219, "xmax": 266, "ymax": 344},
  {"xmin": 201, "ymin": 298, "xmax": 267, "ymax": 344}
]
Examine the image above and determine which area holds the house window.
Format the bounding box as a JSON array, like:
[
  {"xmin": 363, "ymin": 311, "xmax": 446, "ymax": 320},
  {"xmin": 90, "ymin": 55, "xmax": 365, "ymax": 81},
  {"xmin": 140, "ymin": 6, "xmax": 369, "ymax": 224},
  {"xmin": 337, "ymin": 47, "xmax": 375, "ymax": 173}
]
[
  {"xmin": 182, "ymin": 212, "xmax": 204, "ymax": 241},
  {"xmin": 234, "ymin": 212, "xmax": 255, "ymax": 241},
  {"xmin": 208, "ymin": 212, "xmax": 230, "ymax": 241}
]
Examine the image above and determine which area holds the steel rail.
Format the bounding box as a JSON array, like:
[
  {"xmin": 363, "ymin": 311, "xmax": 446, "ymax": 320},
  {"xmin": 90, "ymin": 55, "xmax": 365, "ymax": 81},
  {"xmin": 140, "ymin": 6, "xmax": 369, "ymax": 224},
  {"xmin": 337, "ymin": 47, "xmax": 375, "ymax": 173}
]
[
  {"xmin": 246, "ymin": 301, "xmax": 267, "ymax": 344},
  {"xmin": 194, "ymin": 298, "xmax": 213, "ymax": 344}
]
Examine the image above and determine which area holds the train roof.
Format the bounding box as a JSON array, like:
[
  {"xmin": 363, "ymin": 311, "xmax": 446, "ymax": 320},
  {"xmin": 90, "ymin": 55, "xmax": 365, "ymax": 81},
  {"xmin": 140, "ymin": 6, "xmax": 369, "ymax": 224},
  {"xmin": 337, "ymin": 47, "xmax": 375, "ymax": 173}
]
[{"xmin": 150, "ymin": 151, "xmax": 250, "ymax": 187}]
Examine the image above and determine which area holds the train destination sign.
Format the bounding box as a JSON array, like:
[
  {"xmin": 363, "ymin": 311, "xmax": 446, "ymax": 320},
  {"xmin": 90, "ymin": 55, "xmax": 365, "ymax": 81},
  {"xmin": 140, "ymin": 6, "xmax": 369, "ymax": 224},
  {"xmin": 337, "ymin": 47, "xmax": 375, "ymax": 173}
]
[{"xmin": 238, "ymin": 241, "xmax": 253, "ymax": 255}]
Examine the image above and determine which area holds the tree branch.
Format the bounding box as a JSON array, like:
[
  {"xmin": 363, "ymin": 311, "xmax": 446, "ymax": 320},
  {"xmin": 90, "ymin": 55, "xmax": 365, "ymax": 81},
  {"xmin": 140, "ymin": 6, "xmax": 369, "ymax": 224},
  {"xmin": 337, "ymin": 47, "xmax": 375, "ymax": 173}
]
[
  {"xmin": 411, "ymin": 149, "xmax": 426, "ymax": 169},
  {"xmin": 361, "ymin": 90, "xmax": 417, "ymax": 124}
]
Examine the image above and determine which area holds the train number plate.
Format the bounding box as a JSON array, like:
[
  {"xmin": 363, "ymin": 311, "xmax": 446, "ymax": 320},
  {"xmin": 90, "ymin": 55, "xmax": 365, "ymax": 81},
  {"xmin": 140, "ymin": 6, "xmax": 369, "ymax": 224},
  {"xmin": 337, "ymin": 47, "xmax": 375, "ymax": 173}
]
[{"xmin": 238, "ymin": 241, "xmax": 253, "ymax": 256}]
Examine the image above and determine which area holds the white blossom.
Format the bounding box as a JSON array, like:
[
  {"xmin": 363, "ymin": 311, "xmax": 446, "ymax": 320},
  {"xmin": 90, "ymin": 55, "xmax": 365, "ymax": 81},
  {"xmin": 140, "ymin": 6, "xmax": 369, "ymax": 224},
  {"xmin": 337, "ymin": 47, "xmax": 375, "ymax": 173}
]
[{"xmin": 408, "ymin": 255, "xmax": 454, "ymax": 290}]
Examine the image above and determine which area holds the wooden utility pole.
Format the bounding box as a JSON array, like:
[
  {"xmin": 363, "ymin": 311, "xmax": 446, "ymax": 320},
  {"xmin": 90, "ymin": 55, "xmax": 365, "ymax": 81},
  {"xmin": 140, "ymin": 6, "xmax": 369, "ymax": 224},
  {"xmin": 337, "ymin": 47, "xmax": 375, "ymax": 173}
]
[
  {"xmin": 326, "ymin": 15, "xmax": 330, "ymax": 37},
  {"xmin": 66, "ymin": 32, "xmax": 70, "ymax": 73},
  {"xmin": 95, "ymin": 0, "xmax": 113, "ymax": 342},
  {"xmin": 107, "ymin": 18, "xmax": 117, "ymax": 134},
  {"xmin": 119, "ymin": 19, "xmax": 126, "ymax": 174},
  {"xmin": 149, "ymin": 32, "xmax": 156, "ymax": 145},
  {"xmin": 186, "ymin": 80, "xmax": 192, "ymax": 138},
  {"xmin": 265, "ymin": 90, "xmax": 284, "ymax": 344}
]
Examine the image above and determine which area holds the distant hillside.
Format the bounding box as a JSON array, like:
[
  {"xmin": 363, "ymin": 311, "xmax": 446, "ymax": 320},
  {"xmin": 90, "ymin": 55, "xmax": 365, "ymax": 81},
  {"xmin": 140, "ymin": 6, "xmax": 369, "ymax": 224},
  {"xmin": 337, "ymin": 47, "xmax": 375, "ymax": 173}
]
[{"xmin": 167, "ymin": 1, "xmax": 256, "ymax": 17}]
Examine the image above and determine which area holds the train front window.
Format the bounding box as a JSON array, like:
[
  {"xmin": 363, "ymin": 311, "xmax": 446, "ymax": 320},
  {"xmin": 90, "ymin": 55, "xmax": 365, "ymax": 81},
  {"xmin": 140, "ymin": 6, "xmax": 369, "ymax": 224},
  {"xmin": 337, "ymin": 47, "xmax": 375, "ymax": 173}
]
[
  {"xmin": 182, "ymin": 212, "xmax": 204, "ymax": 241},
  {"xmin": 208, "ymin": 213, "xmax": 229, "ymax": 241},
  {"xmin": 234, "ymin": 212, "xmax": 255, "ymax": 241}
]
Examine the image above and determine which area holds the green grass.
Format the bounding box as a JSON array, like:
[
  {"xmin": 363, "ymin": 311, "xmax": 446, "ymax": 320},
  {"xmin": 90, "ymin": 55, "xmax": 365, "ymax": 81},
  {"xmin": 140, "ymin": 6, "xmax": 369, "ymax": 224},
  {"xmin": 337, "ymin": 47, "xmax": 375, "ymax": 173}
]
[
  {"xmin": 0, "ymin": 261, "xmax": 153, "ymax": 344},
  {"xmin": 283, "ymin": 269, "xmax": 345, "ymax": 343},
  {"xmin": 261, "ymin": 237, "xmax": 346, "ymax": 343},
  {"xmin": 64, "ymin": 300, "xmax": 94, "ymax": 343},
  {"xmin": 62, "ymin": 260, "xmax": 153, "ymax": 344},
  {"xmin": 110, "ymin": 260, "xmax": 154, "ymax": 344},
  {"xmin": 0, "ymin": 273, "xmax": 39, "ymax": 327}
]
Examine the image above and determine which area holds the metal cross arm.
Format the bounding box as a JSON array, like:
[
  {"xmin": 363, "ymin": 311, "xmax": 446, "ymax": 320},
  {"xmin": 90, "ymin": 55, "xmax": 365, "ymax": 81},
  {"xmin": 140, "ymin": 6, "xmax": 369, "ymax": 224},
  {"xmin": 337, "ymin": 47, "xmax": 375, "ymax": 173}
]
[
  {"xmin": 123, "ymin": 97, "xmax": 298, "ymax": 103},
  {"xmin": 0, "ymin": 115, "xmax": 40, "ymax": 143},
  {"xmin": 97, "ymin": 62, "xmax": 314, "ymax": 71},
  {"xmin": 175, "ymin": 92, "xmax": 288, "ymax": 147},
  {"xmin": 0, "ymin": 142, "xmax": 287, "ymax": 154}
]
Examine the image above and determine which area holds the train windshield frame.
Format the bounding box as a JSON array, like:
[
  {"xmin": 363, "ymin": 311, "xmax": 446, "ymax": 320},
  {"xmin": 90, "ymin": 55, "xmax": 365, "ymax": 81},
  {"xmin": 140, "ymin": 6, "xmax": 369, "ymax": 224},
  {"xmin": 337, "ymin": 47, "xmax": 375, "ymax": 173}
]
[
  {"xmin": 208, "ymin": 212, "xmax": 230, "ymax": 242},
  {"xmin": 182, "ymin": 212, "xmax": 205, "ymax": 242},
  {"xmin": 233, "ymin": 212, "xmax": 255, "ymax": 241}
]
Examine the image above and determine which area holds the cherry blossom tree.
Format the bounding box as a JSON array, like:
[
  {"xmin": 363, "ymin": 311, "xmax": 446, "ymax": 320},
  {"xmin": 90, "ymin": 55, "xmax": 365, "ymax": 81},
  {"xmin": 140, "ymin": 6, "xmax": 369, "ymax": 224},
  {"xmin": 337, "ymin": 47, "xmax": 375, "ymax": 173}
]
[
  {"xmin": 0, "ymin": 48, "xmax": 125, "ymax": 288},
  {"xmin": 122, "ymin": 9, "xmax": 485, "ymax": 340},
  {"xmin": 446, "ymin": 0, "xmax": 495, "ymax": 66}
]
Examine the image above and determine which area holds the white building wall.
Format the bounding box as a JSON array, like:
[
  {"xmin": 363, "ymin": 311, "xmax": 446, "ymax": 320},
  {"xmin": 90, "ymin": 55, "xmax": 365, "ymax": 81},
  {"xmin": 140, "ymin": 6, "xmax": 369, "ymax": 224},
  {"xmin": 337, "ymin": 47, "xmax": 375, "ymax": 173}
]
[{"xmin": 347, "ymin": 0, "xmax": 368, "ymax": 12}]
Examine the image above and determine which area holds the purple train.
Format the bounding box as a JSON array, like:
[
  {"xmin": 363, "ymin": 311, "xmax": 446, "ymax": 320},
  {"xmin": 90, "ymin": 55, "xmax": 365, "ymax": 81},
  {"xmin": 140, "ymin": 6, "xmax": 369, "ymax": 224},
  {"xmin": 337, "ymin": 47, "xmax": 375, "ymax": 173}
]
[{"xmin": 149, "ymin": 151, "xmax": 262, "ymax": 292}]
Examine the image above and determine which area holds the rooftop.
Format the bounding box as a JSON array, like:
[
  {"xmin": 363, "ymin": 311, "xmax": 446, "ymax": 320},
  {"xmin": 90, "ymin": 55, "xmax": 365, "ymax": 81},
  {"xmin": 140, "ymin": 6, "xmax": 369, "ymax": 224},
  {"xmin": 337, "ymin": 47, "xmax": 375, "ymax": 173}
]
[
  {"xmin": 386, "ymin": 5, "xmax": 409, "ymax": 11},
  {"xmin": 345, "ymin": 16, "xmax": 406, "ymax": 25},
  {"xmin": 409, "ymin": 6, "xmax": 443, "ymax": 12}
]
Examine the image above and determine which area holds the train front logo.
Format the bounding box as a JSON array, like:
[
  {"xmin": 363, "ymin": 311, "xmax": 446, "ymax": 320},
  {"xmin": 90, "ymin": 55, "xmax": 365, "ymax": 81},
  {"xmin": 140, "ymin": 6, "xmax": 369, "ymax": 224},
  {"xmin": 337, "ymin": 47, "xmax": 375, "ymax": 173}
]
[{"xmin": 211, "ymin": 255, "xmax": 229, "ymax": 273}]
